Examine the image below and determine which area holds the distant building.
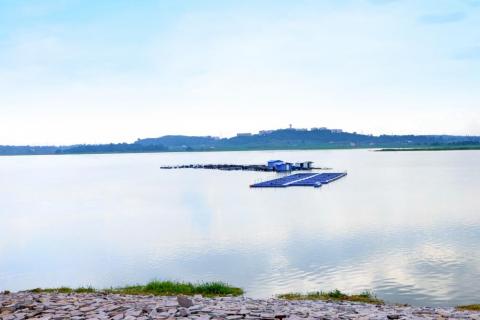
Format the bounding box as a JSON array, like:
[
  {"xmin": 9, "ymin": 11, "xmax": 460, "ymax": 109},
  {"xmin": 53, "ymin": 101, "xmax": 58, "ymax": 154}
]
[
  {"xmin": 275, "ymin": 162, "xmax": 293, "ymax": 172},
  {"xmin": 311, "ymin": 127, "xmax": 328, "ymax": 131},
  {"xmin": 259, "ymin": 130, "xmax": 274, "ymax": 135},
  {"xmin": 236, "ymin": 133, "xmax": 252, "ymax": 137},
  {"xmin": 267, "ymin": 160, "xmax": 284, "ymax": 170},
  {"xmin": 294, "ymin": 161, "xmax": 313, "ymax": 170},
  {"xmin": 330, "ymin": 129, "xmax": 343, "ymax": 133},
  {"xmin": 267, "ymin": 160, "xmax": 293, "ymax": 172},
  {"xmin": 268, "ymin": 160, "xmax": 312, "ymax": 172}
]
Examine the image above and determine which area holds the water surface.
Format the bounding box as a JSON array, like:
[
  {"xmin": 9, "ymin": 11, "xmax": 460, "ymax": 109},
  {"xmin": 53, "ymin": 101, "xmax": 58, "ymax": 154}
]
[{"xmin": 1, "ymin": 150, "xmax": 479, "ymax": 306}]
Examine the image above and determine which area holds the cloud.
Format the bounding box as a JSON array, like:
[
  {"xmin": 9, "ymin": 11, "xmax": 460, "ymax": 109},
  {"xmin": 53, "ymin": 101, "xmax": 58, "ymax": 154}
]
[
  {"xmin": 368, "ymin": 0, "xmax": 400, "ymax": 5},
  {"xmin": 454, "ymin": 46, "xmax": 480, "ymax": 60},
  {"xmin": 419, "ymin": 12, "xmax": 466, "ymax": 24},
  {"xmin": 465, "ymin": 0, "xmax": 480, "ymax": 7}
]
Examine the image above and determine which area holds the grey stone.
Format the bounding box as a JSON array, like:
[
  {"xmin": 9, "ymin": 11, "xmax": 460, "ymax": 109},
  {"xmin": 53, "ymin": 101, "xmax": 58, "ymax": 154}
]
[
  {"xmin": 177, "ymin": 308, "xmax": 190, "ymax": 317},
  {"xmin": 125, "ymin": 309, "xmax": 142, "ymax": 317},
  {"xmin": 178, "ymin": 296, "xmax": 194, "ymax": 308},
  {"xmin": 79, "ymin": 306, "xmax": 98, "ymax": 313},
  {"xmin": 111, "ymin": 314, "xmax": 124, "ymax": 320},
  {"xmin": 189, "ymin": 305, "xmax": 202, "ymax": 312},
  {"xmin": 1, "ymin": 303, "xmax": 19, "ymax": 313}
]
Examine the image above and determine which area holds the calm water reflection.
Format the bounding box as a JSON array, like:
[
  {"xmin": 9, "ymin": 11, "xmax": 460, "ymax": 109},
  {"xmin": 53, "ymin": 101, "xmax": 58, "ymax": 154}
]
[{"xmin": 1, "ymin": 150, "xmax": 479, "ymax": 306}]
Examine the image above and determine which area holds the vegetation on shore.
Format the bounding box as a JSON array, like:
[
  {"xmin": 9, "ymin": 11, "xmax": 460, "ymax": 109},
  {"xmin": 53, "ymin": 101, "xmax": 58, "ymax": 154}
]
[
  {"xmin": 377, "ymin": 145, "xmax": 480, "ymax": 152},
  {"xmin": 278, "ymin": 289, "xmax": 383, "ymax": 304},
  {"xmin": 28, "ymin": 280, "xmax": 243, "ymax": 297},
  {"xmin": 457, "ymin": 304, "xmax": 480, "ymax": 311},
  {"xmin": 2, "ymin": 128, "xmax": 480, "ymax": 156}
]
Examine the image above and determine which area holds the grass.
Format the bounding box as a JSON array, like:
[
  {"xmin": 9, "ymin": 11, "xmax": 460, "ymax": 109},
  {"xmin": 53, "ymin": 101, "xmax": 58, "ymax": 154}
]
[
  {"xmin": 30, "ymin": 286, "xmax": 96, "ymax": 294},
  {"xmin": 28, "ymin": 280, "xmax": 243, "ymax": 297},
  {"xmin": 457, "ymin": 304, "xmax": 480, "ymax": 311},
  {"xmin": 278, "ymin": 289, "xmax": 383, "ymax": 304},
  {"xmin": 109, "ymin": 280, "xmax": 243, "ymax": 296}
]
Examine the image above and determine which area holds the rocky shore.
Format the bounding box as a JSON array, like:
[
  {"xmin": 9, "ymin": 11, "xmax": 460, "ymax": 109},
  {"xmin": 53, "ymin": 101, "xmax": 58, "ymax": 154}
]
[{"xmin": 1, "ymin": 292, "xmax": 479, "ymax": 320}]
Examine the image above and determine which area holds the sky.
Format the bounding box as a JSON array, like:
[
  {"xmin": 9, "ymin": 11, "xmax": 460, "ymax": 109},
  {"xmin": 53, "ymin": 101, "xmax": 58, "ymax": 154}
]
[{"xmin": 0, "ymin": 0, "xmax": 479, "ymax": 145}]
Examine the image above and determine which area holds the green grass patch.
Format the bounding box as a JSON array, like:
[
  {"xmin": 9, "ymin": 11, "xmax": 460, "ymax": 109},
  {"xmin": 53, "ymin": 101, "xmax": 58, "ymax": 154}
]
[
  {"xmin": 278, "ymin": 289, "xmax": 383, "ymax": 304},
  {"xmin": 73, "ymin": 286, "xmax": 96, "ymax": 293},
  {"xmin": 111, "ymin": 280, "xmax": 243, "ymax": 296},
  {"xmin": 27, "ymin": 280, "xmax": 243, "ymax": 297},
  {"xmin": 457, "ymin": 304, "xmax": 480, "ymax": 311},
  {"xmin": 29, "ymin": 286, "xmax": 96, "ymax": 294}
]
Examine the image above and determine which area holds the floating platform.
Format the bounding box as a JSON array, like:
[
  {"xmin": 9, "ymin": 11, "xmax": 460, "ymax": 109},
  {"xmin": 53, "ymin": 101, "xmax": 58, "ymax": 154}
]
[
  {"xmin": 160, "ymin": 164, "xmax": 275, "ymax": 171},
  {"xmin": 250, "ymin": 172, "xmax": 347, "ymax": 188},
  {"xmin": 160, "ymin": 163, "xmax": 329, "ymax": 172}
]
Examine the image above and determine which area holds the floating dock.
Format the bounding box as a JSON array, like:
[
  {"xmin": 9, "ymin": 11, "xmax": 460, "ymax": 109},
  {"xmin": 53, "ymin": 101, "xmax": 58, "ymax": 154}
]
[
  {"xmin": 250, "ymin": 172, "xmax": 347, "ymax": 188},
  {"xmin": 160, "ymin": 161, "xmax": 329, "ymax": 172}
]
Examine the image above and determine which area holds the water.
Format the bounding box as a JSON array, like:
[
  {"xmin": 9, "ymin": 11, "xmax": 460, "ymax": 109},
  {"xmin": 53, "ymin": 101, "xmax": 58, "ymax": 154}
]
[{"xmin": 1, "ymin": 149, "xmax": 479, "ymax": 306}]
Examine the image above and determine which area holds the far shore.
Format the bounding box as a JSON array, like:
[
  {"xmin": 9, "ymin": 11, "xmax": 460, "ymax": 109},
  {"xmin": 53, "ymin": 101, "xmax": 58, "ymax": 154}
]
[
  {"xmin": 2, "ymin": 144, "xmax": 480, "ymax": 157},
  {"xmin": 377, "ymin": 146, "xmax": 480, "ymax": 152},
  {"xmin": 0, "ymin": 145, "xmax": 366, "ymax": 157}
]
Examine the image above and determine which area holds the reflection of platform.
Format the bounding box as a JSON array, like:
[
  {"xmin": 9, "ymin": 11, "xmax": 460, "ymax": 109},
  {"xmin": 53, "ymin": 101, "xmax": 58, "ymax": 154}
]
[{"xmin": 250, "ymin": 172, "xmax": 347, "ymax": 188}]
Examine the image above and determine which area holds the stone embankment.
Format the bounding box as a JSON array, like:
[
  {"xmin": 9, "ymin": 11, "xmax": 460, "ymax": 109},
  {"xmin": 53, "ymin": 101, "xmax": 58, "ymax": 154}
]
[{"xmin": 1, "ymin": 292, "xmax": 479, "ymax": 320}]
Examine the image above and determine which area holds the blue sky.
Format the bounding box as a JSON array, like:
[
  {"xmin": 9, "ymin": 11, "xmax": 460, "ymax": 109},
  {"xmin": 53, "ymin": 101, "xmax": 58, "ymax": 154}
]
[{"xmin": 1, "ymin": 0, "xmax": 479, "ymax": 144}]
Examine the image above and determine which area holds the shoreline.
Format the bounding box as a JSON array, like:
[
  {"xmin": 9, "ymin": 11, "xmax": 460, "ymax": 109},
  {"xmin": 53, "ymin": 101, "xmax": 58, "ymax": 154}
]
[
  {"xmin": 2, "ymin": 145, "xmax": 479, "ymax": 157},
  {"xmin": 376, "ymin": 147, "xmax": 480, "ymax": 152},
  {"xmin": 0, "ymin": 146, "xmax": 365, "ymax": 157},
  {"xmin": 1, "ymin": 291, "xmax": 480, "ymax": 320}
]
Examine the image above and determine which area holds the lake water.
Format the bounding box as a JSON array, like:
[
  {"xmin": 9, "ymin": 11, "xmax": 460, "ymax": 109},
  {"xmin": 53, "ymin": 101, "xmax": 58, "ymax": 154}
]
[{"xmin": 1, "ymin": 149, "xmax": 479, "ymax": 306}]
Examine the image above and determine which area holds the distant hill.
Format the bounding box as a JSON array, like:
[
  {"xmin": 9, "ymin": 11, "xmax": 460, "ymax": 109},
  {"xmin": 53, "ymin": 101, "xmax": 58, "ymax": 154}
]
[
  {"xmin": 2, "ymin": 127, "xmax": 480, "ymax": 155},
  {"xmin": 135, "ymin": 128, "xmax": 480, "ymax": 150},
  {"xmin": 54, "ymin": 143, "xmax": 167, "ymax": 154},
  {"xmin": 0, "ymin": 143, "xmax": 167, "ymax": 156},
  {"xmin": 0, "ymin": 145, "xmax": 59, "ymax": 155}
]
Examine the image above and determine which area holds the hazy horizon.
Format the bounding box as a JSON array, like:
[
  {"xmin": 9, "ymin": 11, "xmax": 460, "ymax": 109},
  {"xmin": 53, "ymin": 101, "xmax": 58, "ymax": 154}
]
[{"xmin": 1, "ymin": 0, "xmax": 479, "ymax": 145}]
